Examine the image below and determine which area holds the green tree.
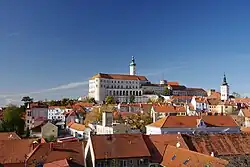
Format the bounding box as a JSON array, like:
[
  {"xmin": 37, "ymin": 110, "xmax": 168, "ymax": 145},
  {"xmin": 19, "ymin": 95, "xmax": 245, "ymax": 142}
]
[
  {"xmin": 3, "ymin": 105, "xmax": 25, "ymax": 134},
  {"xmin": 45, "ymin": 135, "xmax": 56, "ymax": 142},
  {"xmin": 129, "ymin": 95, "xmax": 135, "ymax": 103},
  {"xmin": 21, "ymin": 96, "xmax": 33, "ymax": 108},
  {"xmin": 61, "ymin": 98, "xmax": 70, "ymax": 106},
  {"xmin": 105, "ymin": 96, "xmax": 115, "ymax": 104},
  {"xmin": 88, "ymin": 97, "xmax": 96, "ymax": 104},
  {"xmin": 26, "ymin": 127, "xmax": 30, "ymax": 137},
  {"xmin": 163, "ymin": 86, "xmax": 170, "ymax": 96},
  {"xmin": 48, "ymin": 100, "xmax": 57, "ymax": 106},
  {"xmin": 232, "ymin": 92, "xmax": 241, "ymax": 98},
  {"xmin": 157, "ymin": 96, "xmax": 165, "ymax": 103}
]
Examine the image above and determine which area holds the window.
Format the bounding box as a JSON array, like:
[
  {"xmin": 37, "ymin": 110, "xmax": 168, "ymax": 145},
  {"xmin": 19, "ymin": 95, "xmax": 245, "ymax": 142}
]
[
  {"xmin": 183, "ymin": 159, "xmax": 190, "ymax": 165},
  {"xmin": 171, "ymin": 155, "xmax": 176, "ymax": 160}
]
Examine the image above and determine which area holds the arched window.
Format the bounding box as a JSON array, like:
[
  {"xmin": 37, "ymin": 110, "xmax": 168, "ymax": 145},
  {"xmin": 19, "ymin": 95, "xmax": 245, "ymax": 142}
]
[
  {"xmin": 126, "ymin": 91, "xmax": 128, "ymax": 96},
  {"xmin": 139, "ymin": 91, "xmax": 142, "ymax": 96},
  {"xmin": 117, "ymin": 91, "xmax": 119, "ymax": 96},
  {"xmin": 123, "ymin": 91, "xmax": 125, "ymax": 96},
  {"xmin": 110, "ymin": 91, "xmax": 112, "ymax": 96},
  {"xmin": 120, "ymin": 91, "xmax": 122, "ymax": 96},
  {"xmin": 136, "ymin": 91, "xmax": 138, "ymax": 96}
]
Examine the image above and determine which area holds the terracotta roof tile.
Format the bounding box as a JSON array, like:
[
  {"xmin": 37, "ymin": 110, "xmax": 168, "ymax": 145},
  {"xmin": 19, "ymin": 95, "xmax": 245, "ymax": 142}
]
[
  {"xmin": 153, "ymin": 105, "xmax": 186, "ymax": 113},
  {"xmin": 167, "ymin": 82, "xmax": 179, "ymax": 86},
  {"xmin": 91, "ymin": 134, "xmax": 151, "ymax": 160},
  {"xmin": 0, "ymin": 132, "xmax": 21, "ymax": 140},
  {"xmin": 161, "ymin": 145, "xmax": 228, "ymax": 167},
  {"xmin": 26, "ymin": 141, "xmax": 84, "ymax": 166},
  {"xmin": 194, "ymin": 97, "xmax": 207, "ymax": 103},
  {"xmin": 69, "ymin": 123, "xmax": 85, "ymax": 131},
  {"xmin": 91, "ymin": 73, "xmax": 148, "ymax": 81},
  {"xmin": 44, "ymin": 159, "xmax": 69, "ymax": 167},
  {"xmin": 148, "ymin": 116, "xmax": 238, "ymax": 128},
  {"xmin": 143, "ymin": 134, "xmax": 188, "ymax": 163},
  {"xmin": 241, "ymin": 108, "xmax": 250, "ymax": 118},
  {"xmin": 0, "ymin": 139, "xmax": 34, "ymax": 164},
  {"xmin": 183, "ymin": 133, "xmax": 250, "ymax": 156}
]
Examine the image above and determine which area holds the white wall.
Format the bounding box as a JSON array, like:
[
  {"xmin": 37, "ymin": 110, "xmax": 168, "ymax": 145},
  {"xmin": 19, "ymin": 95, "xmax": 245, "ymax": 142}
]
[
  {"xmin": 48, "ymin": 108, "xmax": 66, "ymax": 122},
  {"xmin": 96, "ymin": 125, "xmax": 113, "ymax": 134},
  {"xmin": 146, "ymin": 126, "xmax": 240, "ymax": 135}
]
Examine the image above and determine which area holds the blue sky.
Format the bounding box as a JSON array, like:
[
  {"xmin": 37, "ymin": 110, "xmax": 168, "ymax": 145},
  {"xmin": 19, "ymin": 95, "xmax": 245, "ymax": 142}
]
[{"xmin": 0, "ymin": 0, "xmax": 250, "ymax": 105}]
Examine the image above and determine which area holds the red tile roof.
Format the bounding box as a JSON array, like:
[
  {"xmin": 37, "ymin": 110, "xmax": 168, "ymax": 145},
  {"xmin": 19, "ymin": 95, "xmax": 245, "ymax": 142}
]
[
  {"xmin": 0, "ymin": 139, "xmax": 34, "ymax": 164},
  {"xmin": 148, "ymin": 116, "xmax": 238, "ymax": 128},
  {"xmin": 44, "ymin": 159, "xmax": 69, "ymax": 167},
  {"xmin": 241, "ymin": 108, "xmax": 250, "ymax": 118},
  {"xmin": 91, "ymin": 134, "xmax": 151, "ymax": 160},
  {"xmin": 0, "ymin": 132, "xmax": 21, "ymax": 140},
  {"xmin": 143, "ymin": 134, "xmax": 188, "ymax": 163},
  {"xmin": 183, "ymin": 133, "xmax": 250, "ymax": 156},
  {"xmin": 167, "ymin": 82, "xmax": 179, "ymax": 86},
  {"xmin": 161, "ymin": 145, "xmax": 228, "ymax": 167},
  {"xmin": 68, "ymin": 123, "xmax": 86, "ymax": 131},
  {"xmin": 26, "ymin": 141, "xmax": 84, "ymax": 166},
  {"xmin": 152, "ymin": 105, "xmax": 186, "ymax": 113},
  {"xmin": 194, "ymin": 97, "xmax": 207, "ymax": 103},
  {"xmin": 91, "ymin": 73, "xmax": 148, "ymax": 81}
]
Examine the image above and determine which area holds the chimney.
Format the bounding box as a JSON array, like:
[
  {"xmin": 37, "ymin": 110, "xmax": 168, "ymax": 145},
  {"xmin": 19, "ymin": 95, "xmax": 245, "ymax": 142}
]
[
  {"xmin": 49, "ymin": 142, "xmax": 53, "ymax": 151},
  {"xmin": 32, "ymin": 141, "xmax": 39, "ymax": 149}
]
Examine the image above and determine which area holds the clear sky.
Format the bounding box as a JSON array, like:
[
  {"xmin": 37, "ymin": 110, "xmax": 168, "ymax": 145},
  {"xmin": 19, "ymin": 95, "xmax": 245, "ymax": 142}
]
[{"xmin": 0, "ymin": 0, "xmax": 250, "ymax": 105}]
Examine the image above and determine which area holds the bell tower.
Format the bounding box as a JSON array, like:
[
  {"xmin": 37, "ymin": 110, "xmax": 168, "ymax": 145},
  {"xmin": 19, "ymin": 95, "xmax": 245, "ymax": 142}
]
[
  {"xmin": 220, "ymin": 73, "xmax": 229, "ymax": 101},
  {"xmin": 129, "ymin": 56, "xmax": 136, "ymax": 75}
]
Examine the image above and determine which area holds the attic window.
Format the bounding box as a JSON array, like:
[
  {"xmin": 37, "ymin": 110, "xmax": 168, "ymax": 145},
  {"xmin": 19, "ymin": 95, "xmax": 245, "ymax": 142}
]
[
  {"xmin": 183, "ymin": 159, "xmax": 190, "ymax": 165},
  {"xmin": 171, "ymin": 155, "xmax": 176, "ymax": 160}
]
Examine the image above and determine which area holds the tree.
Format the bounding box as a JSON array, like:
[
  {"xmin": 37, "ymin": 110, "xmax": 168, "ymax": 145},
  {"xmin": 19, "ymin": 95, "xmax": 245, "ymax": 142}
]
[
  {"xmin": 129, "ymin": 95, "xmax": 135, "ymax": 103},
  {"xmin": 88, "ymin": 97, "xmax": 96, "ymax": 104},
  {"xmin": 163, "ymin": 86, "xmax": 170, "ymax": 96},
  {"xmin": 157, "ymin": 96, "xmax": 165, "ymax": 103},
  {"xmin": 232, "ymin": 92, "xmax": 241, "ymax": 98},
  {"xmin": 3, "ymin": 105, "xmax": 25, "ymax": 134},
  {"xmin": 21, "ymin": 96, "xmax": 33, "ymax": 108},
  {"xmin": 105, "ymin": 96, "xmax": 115, "ymax": 104},
  {"xmin": 84, "ymin": 107, "xmax": 102, "ymax": 125},
  {"xmin": 45, "ymin": 135, "xmax": 56, "ymax": 142},
  {"xmin": 26, "ymin": 127, "xmax": 30, "ymax": 137},
  {"xmin": 61, "ymin": 98, "xmax": 70, "ymax": 106}
]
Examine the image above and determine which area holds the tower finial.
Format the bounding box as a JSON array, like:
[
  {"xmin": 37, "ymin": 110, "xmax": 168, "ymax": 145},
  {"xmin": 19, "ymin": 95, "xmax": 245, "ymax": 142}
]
[{"xmin": 222, "ymin": 73, "xmax": 228, "ymax": 85}]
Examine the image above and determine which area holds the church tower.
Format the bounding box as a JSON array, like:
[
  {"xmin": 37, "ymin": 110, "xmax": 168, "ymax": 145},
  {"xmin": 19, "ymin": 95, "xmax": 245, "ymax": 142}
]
[
  {"xmin": 220, "ymin": 73, "xmax": 229, "ymax": 101},
  {"xmin": 130, "ymin": 56, "xmax": 136, "ymax": 75}
]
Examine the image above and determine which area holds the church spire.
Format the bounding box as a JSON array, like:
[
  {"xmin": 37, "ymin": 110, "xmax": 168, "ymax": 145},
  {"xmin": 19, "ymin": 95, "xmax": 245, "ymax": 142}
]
[
  {"xmin": 222, "ymin": 73, "xmax": 228, "ymax": 85},
  {"xmin": 130, "ymin": 56, "xmax": 136, "ymax": 66}
]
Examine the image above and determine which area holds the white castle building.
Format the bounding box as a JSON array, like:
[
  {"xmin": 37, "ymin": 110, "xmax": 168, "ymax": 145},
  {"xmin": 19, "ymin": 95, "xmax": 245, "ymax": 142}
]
[
  {"xmin": 88, "ymin": 56, "xmax": 208, "ymax": 103},
  {"xmin": 88, "ymin": 56, "xmax": 150, "ymax": 103}
]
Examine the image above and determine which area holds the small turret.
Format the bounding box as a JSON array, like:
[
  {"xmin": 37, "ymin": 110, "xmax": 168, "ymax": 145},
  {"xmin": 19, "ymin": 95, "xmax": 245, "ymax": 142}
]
[{"xmin": 129, "ymin": 56, "xmax": 136, "ymax": 75}]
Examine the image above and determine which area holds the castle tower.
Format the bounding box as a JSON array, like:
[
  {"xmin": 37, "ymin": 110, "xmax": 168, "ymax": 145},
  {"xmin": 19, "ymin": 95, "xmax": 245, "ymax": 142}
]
[
  {"xmin": 220, "ymin": 73, "xmax": 229, "ymax": 101},
  {"xmin": 130, "ymin": 56, "xmax": 136, "ymax": 75}
]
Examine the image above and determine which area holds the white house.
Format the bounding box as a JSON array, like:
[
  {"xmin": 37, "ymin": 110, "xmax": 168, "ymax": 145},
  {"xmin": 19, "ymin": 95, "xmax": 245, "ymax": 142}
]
[
  {"xmin": 146, "ymin": 115, "xmax": 240, "ymax": 135},
  {"xmin": 191, "ymin": 96, "xmax": 208, "ymax": 111},
  {"xmin": 238, "ymin": 108, "xmax": 250, "ymax": 127},
  {"xmin": 150, "ymin": 105, "xmax": 187, "ymax": 122},
  {"xmin": 88, "ymin": 57, "xmax": 149, "ymax": 103},
  {"xmin": 66, "ymin": 122, "xmax": 91, "ymax": 140},
  {"xmin": 48, "ymin": 106, "xmax": 72, "ymax": 122}
]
